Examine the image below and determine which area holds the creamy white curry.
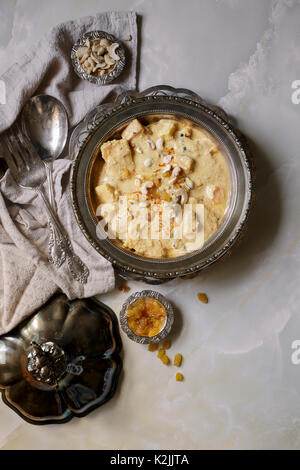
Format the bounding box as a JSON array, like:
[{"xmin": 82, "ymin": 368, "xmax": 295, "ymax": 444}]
[{"xmin": 91, "ymin": 117, "xmax": 231, "ymax": 259}]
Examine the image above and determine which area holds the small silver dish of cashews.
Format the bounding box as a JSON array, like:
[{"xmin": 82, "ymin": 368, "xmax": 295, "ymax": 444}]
[{"xmin": 71, "ymin": 30, "xmax": 126, "ymax": 85}]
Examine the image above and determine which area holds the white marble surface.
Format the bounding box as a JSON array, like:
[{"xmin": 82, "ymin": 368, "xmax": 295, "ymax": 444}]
[{"xmin": 0, "ymin": 0, "xmax": 300, "ymax": 450}]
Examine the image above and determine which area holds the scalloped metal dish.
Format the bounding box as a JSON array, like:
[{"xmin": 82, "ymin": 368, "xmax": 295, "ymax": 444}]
[
  {"xmin": 119, "ymin": 290, "xmax": 174, "ymax": 344},
  {"xmin": 70, "ymin": 85, "xmax": 254, "ymax": 282},
  {"xmin": 71, "ymin": 30, "xmax": 126, "ymax": 85}
]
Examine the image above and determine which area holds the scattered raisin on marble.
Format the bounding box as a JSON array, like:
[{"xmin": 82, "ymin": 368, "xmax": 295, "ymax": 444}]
[
  {"xmin": 174, "ymin": 353, "xmax": 182, "ymax": 367},
  {"xmin": 118, "ymin": 283, "xmax": 131, "ymax": 292},
  {"xmin": 160, "ymin": 354, "xmax": 170, "ymax": 365},
  {"xmin": 197, "ymin": 292, "xmax": 208, "ymax": 304},
  {"xmin": 157, "ymin": 348, "xmax": 165, "ymax": 359}
]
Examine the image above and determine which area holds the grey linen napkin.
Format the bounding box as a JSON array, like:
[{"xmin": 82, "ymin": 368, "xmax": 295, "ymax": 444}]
[{"xmin": 0, "ymin": 11, "xmax": 138, "ymax": 335}]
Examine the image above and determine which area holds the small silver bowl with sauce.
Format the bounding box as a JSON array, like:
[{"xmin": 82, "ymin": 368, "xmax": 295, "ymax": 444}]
[
  {"xmin": 70, "ymin": 85, "xmax": 254, "ymax": 283},
  {"xmin": 71, "ymin": 30, "xmax": 126, "ymax": 85},
  {"xmin": 119, "ymin": 290, "xmax": 174, "ymax": 344}
]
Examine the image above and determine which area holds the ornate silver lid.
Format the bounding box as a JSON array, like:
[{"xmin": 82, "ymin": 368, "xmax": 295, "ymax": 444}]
[{"xmin": 27, "ymin": 341, "xmax": 67, "ymax": 386}]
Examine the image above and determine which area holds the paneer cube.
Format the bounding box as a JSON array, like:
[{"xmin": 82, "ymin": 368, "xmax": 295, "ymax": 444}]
[
  {"xmin": 121, "ymin": 119, "xmax": 144, "ymax": 141},
  {"xmin": 95, "ymin": 183, "xmax": 115, "ymax": 203},
  {"xmin": 157, "ymin": 119, "xmax": 177, "ymax": 136},
  {"xmin": 174, "ymin": 154, "xmax": 194, "ymax": 172},
  {"xmin": 100, "ymin": 139, "xmax": 134, "ymax": 180},
  {"xmin": 147, "ymin": 119, "xmax": 177, "ymax": 137}
]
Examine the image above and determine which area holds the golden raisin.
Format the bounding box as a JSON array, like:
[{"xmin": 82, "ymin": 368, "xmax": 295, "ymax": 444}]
[
  {"xmin": 148, "ymin": 343, "xmax": 158, "ymax": 352},
  {"xmin": 174, "ymin": 353, "xmax": 182, "ymax": 367},
  {"xmin": 176, "ymin": 372, "xmax": 184, "ymax": 381},
  {"xmin": 160, "ymin": 354, "xmax": 170, "ymax": 365},
  {"xmin": 157, "ymin": 348, "xmax": 165, "ymax": 359},
  {"xmin": 162, "ymin": 339, "xmax": 171, "ymax": 350},
  {"xmin": 197, "ymin": 292, "xmax": 208, "ymax": 304},
  {"xmin": 118, "ymin": 283, "xmax": 131, "ymax": 292}
]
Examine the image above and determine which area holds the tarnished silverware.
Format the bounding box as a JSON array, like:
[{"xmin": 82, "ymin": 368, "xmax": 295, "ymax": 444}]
[
  {"xmin": 3, "ymin": 124, "xmax": 89, "ymax": 284},
  {"xmin": 21, "ymin": 95, "xmax": 68, "ymax": 210}
]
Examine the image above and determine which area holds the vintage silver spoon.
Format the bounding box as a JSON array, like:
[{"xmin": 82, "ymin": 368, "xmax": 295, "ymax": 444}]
[
  {"xmin": 21, "ymin": 94, "xmax": 68, "ymax": 209},
  {"xmin": 20, "ymin": 95, "xmax": 89, "ymax": 283}
]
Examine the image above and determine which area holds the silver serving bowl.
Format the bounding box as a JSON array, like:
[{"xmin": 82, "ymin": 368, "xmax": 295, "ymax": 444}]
[
  {"xmin": 119, "ymin": 290, "xmax": 174, "ymax": 344},
  {"xmin": 71, "ymin": 30, "xmax": 126, "ymax": 85},
  {"xmin": 70, "ymin": 85, "xmax": 254, "ymax": 283}
]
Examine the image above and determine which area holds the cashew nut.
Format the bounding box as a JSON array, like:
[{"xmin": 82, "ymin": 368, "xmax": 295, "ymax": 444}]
[
  {"xmin": 79, "ymin": 53, "xmax": 90, "ymax": 64},
  {"xmin": 82, "ymin": 57, "xmax": 96, "ymax": 74},
  {"xmin": 171, "ymin": 166, "xmax": 181, "ymax": 178},
  {"xmin": 169, "ymin": 166, "xmax": 181, "ymax": 184},
  {"xmin": 184, "ymin": 177, "xmax": 194, "ymax": 189},
  {"xmin": 76, "ymin": 46, "xmax": 89, "ymax": 59},
  {"xmin": 92, "ymin": 45, "xmax": 106, "ymax": 55},
  {"xmin": 156, "ymin": 137, "xmax": 164, "ymax": 150},
  {"xmin": 144, "ymin": 158, "xmax": 153, "ymax": 167},
  {"xmin": 100, "ymin": 38, "xmax": 111, "ymax": 47},
  {"xmin": 146, "ymin": 139, "xmax": 155, "ymax": 150},
  {"xmin": 108, "ymin": 43, "xmax": 120, "ymax": 61},
  {"xmin": 141, "ymin": 181, "xmax": 153, "ymax": 194},
  {"xmin": 104, "ymin": 53, "xmax": 116, "ymax": 66},
  {"xmin": 176, "ymin": 188, "xmax": 188, "ymax": 204},
  {"xmin": 91, "ymin": 52, "xmax": 105, "ymax": 64}
]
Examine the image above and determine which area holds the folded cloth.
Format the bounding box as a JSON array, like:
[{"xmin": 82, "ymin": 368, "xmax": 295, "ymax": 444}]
[{"xmin": 0, "ymin": 11, "xmax": 138, "ymax": 335}]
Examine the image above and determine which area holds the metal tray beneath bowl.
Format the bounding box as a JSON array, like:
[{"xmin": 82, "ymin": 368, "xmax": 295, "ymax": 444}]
[{"xmin": 70, "ymin": 85, "xmax": 254, "ymax": 283}]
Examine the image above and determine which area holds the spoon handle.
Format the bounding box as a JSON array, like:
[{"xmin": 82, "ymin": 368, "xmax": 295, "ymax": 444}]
[
  {"xmin": 48, "ymin": 220, "xmax": 66, "ymax": 268},
  {"xmin": 45, "ymin": 161, "xmax": 55, "ymax": 209},
  {"xmin": 36, "ymin": 188, "xmax": 89, "ymax": 284}
]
